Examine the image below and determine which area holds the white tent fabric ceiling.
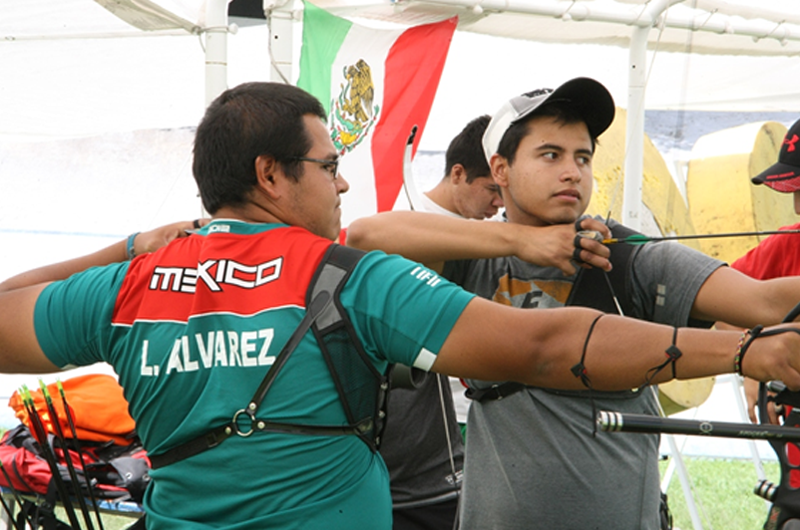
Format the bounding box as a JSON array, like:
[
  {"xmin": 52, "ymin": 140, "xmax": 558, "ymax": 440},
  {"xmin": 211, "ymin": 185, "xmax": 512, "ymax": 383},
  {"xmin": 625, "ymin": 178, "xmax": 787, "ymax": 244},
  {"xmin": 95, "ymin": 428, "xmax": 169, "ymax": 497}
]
[
  {"xmin": 315, "ymin": 0, "xmax": 800, "ymax": 56},
  {"xmin": 2, "ymin": 0, "xmax": 799, "ymax": 141},
  {"xmin": 6, "ymin": 0, "xmax": 800, "ymax": 52}
]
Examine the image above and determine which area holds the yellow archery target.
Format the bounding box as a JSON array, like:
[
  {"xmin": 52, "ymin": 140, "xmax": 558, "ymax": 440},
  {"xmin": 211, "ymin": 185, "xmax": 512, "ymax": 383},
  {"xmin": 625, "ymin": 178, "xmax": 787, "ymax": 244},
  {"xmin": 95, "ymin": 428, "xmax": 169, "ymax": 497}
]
[
  {"xmin": 589, "ymin": 107, "xmax": 702, "ymax": 252},
  {"xmin": 687, "ymin": 121, "xmax": 794, "ymax": 264}
]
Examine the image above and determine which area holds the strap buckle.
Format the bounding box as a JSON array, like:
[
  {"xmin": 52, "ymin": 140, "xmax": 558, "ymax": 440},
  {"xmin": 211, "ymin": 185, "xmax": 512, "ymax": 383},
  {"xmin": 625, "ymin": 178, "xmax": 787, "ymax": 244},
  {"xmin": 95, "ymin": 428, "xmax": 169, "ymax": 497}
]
[{"xmin": 232, "ymin": 407, "xmax": 257, "ymax": 437}]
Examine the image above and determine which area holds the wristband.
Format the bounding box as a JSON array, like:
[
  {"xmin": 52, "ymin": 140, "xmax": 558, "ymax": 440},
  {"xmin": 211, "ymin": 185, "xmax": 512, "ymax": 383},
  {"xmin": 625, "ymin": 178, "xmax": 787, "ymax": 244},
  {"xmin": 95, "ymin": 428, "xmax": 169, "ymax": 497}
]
[
  {"xmin": 734, "ymin": 325, "xmax": 764, "ymax": 376},
  {"xmin": 733, "ymin": 330, "xmax": 748, "ymax": 376},
  {"xmin": 126, "ymin": 232, "xmax": 140, "ymax": 260}
]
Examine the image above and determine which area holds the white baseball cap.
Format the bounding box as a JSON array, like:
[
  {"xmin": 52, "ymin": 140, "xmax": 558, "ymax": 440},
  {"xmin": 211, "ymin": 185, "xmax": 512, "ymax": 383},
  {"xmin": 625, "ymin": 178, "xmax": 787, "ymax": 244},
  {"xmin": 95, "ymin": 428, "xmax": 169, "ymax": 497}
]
[{"xmin": 482, "ymin": 77, "xmax": 616, "ymax": 163}]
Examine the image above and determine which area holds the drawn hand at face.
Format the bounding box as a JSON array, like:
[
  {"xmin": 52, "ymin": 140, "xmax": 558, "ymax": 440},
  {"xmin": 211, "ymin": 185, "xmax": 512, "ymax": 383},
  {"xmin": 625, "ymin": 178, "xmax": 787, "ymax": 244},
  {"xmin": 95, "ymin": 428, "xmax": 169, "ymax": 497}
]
[
  {"xmin": 570, "ymin": 217, "xmax": 612, "ymax": 274},
  {"xmin": 511, "ymin": 217, "xmax": 611, "ymax": 276}
]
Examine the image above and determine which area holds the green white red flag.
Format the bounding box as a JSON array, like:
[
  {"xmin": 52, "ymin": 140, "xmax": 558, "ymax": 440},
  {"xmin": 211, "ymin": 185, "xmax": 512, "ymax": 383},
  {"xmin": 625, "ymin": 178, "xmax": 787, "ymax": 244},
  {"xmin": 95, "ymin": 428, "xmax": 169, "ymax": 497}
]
[{"xmin": 297, "ymin": 1, "xmax": 457, "ymax": 228}]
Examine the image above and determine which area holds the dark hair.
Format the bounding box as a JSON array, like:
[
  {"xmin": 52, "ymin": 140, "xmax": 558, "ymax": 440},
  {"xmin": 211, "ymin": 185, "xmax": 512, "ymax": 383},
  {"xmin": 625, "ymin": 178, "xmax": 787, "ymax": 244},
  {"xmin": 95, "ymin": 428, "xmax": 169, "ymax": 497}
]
[
  {"xmin": 192, "ymin": 82, "xmax": 327, "ymax": 214},
  {"xmin": 444, "ymin": 115, "xmax": 491, "ymax": 183},
  {"xmin": 497, "ymin": 91, "xmax": 598, "ymax": 166}
]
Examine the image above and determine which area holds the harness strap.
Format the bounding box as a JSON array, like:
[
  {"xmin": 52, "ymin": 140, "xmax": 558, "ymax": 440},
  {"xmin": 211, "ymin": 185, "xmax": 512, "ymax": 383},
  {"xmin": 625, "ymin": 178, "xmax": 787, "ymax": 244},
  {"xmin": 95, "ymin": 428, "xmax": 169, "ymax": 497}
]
[
  {"xmin": 149, "ymin": 290, "xmax": 332, "ymax": 470},
  {"xmin": 565, "ymin": 221, "xmax": 641, "ymax": 315},
  {"xmin": 148, "ymin": 424, "xmax": 232, "ymax": 470},
  {"xmin": 248, "ymin": 291, "xmax": 332, "ymax": 411},
  {"xmin": 464, "ymin": 382, "xmax": 526, "ymax": 402},
  {"xmin": 150, "ymin": 245, "xmax": 373, "ymax": 470},
  {"xmin": 246, "ymin": 418, "xmax": 374, "ymax": 437}
]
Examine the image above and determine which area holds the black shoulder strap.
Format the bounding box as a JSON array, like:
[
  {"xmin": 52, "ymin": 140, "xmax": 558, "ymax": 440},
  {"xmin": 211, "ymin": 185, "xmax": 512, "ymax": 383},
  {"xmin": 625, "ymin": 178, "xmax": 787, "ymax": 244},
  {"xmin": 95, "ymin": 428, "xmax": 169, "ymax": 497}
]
[
  {"xmin": 565, "ymin": 223, "xmax": 642, "ymax": 315},
  {"xmin": 308, "ymin": 245, "xmax": 390, "ymax": 451},
  {"xmin": 467, "ymin": 223, "xmax": 643, "ymax": 404},
  {"xmin": 464, "ymin": 382, "xmax": 526, "ymax": 403},
  {"xmin": 150, "ymin": 244, "xmax": 365, "ymax": 470},
  {"xmin": 307, "ymin": 244, "xmax": 364, "ymax": 332}
]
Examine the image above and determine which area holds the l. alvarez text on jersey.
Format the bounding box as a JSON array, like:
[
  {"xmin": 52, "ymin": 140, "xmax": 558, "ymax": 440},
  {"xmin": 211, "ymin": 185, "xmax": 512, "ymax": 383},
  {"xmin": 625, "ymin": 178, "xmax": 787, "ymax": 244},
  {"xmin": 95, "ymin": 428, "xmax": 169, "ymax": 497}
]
[{"xmin": 140, "ymin": 327, "xmax": 277, "ymax": 377}]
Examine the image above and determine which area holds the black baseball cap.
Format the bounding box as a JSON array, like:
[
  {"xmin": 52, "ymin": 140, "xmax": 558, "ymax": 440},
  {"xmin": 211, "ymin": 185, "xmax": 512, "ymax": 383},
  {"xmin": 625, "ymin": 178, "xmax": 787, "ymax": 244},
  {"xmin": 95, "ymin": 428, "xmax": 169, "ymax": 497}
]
[{"xmin": 752, "ymin": 118, "xmax": 800, "ymax": 193}]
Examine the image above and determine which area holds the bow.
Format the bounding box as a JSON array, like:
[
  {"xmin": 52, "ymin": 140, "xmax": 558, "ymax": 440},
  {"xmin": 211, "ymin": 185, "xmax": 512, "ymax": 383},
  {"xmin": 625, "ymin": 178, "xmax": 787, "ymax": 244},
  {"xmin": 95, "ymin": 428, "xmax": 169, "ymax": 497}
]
[
  {"xmin": 397, "ymin": 124, "xmax": 463, "ymax": 493},
  {"xmin": 401, "ymin": 125, "xmax": 422, "ymax": 211},
  {"xmin": 599, "ymin": 300, "xmax": 800, "ymax": 527}
]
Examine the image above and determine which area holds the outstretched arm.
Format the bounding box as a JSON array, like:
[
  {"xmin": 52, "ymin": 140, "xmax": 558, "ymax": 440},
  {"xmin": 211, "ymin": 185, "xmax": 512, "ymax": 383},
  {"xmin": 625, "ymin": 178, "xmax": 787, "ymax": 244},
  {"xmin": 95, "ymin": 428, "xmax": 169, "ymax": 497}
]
[
  {"xmin": 0, "ymin": 218, "xmax": 209, "ymax": 374},
  {"xmin": 691, "ymin": 266, "xmax": 800, "ymax": 327},
  {"xmin": 433, "ymin": 298, "xmax": 800, "ymax": 392},
  {"xmin": 346, "ymin": 211, "xmax": 611, "ymax": 275},
  {"xmin": 0, "ymin": 284, "xmax": 58, "ymax": 372},
  {"xmin": 0, "ymin": 219, "xmax": 208, "ymax": 293}
]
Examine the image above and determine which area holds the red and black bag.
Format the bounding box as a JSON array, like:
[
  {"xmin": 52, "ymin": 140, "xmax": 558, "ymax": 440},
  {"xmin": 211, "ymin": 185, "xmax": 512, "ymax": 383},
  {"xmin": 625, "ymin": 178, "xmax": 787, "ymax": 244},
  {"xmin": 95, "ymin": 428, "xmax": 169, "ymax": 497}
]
[
  {"xmin": 0, "ymin": 422, "xmax": 150, "ymax": 503},
  {"xmin": 0, "ymin": 374, "xmax": 151, "ymax": 504}
]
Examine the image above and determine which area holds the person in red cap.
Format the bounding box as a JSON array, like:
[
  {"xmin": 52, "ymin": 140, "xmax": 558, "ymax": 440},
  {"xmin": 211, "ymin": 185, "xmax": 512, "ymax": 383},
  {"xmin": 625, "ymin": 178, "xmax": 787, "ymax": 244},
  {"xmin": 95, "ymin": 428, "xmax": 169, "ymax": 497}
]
[
  {"xmin": 726, "ymin": 118, "xmax": 800, "ymax": 422},
  {"xmin": 733, "ymin": 118, "xmax": 800, "ymax": 282}
]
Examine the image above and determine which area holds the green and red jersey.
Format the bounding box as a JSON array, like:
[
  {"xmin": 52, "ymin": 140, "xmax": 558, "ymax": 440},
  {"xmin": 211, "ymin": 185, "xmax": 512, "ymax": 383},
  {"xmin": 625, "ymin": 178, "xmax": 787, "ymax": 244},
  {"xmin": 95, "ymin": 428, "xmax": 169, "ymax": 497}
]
[{"xmin": 34, "ymin": 219, "xmax": 473, "ymax": 530}]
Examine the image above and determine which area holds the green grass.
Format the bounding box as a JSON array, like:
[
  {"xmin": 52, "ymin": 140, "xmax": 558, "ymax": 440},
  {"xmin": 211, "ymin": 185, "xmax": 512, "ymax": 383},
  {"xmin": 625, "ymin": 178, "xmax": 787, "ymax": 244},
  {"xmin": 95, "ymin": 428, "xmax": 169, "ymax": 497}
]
[{"xmin": 660, "ymin": 456, "xmax": 779, "ymax": 530}]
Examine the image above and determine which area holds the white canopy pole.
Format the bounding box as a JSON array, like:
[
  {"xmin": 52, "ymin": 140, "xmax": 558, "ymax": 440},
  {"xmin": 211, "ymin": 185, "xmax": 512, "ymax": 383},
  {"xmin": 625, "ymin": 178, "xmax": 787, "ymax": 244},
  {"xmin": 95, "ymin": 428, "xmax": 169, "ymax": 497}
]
[
  {"xmin": 205, "ymin": 0, "xmax": 230, "ymax": 107},
  {"xmin": 264, "ymin": 0, "xmax": 296, "ymax": 83},
  {"xmin": 623, "ymin": 24, "xmax": 647, "ymax": 229},
  {"xmin": 622, "ymin": 0, "xmax": 682, "ymax": 228}
]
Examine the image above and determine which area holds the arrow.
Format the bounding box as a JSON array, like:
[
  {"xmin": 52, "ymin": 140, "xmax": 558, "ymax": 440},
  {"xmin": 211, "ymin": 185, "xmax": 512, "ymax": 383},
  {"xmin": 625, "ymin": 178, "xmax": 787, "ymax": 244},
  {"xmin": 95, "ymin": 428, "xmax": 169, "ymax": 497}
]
[
  {"xmin": 598, "ymin": 410, "xmax": 800, "ymax": 441},
  {"xmin": 40, "ymin": 380, "xmax": 95, "ymax": 530},
  {"xmin": 580, "ymin": 229, "xmax": 800, "ymax": 245},
  {"xmin": 21, "ymin": 385, "xmax": 83, "ymax": 530},
  {"xmin": 57, "ymin": 380, "xmax": 106, "ymax": 530}
]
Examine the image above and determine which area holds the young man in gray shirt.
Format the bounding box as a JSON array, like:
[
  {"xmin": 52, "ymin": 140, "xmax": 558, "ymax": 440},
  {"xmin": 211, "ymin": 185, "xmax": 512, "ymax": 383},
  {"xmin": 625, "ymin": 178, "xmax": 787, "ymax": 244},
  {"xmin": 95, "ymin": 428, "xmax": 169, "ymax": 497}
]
[{"xmin": 348, "ymin": 77, "xmax": 800, "ymax": 529}]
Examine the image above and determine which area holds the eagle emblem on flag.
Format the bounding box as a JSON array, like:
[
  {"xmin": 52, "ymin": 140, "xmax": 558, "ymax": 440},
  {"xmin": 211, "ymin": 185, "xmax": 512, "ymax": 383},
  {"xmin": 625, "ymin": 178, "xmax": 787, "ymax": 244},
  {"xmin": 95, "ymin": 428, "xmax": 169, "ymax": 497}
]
[{"xmin": 330, "ymin": 59, "xmax": 380, "ymax": 154}]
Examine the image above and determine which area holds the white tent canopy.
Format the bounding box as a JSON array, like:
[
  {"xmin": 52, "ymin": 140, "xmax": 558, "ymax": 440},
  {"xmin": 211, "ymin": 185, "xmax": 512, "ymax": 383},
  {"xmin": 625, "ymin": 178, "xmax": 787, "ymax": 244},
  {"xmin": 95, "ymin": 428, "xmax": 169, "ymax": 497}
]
[
  {"xmin": 316, "ymin": 0, "xmax": 800, "ymax": 56},
  {"xmin": 1, "ymin": 0, "xmax": 799, "ymax": 228},
  {"xmin": 3, "ymin": 1, "xmax": 799, "ymax": 139}
]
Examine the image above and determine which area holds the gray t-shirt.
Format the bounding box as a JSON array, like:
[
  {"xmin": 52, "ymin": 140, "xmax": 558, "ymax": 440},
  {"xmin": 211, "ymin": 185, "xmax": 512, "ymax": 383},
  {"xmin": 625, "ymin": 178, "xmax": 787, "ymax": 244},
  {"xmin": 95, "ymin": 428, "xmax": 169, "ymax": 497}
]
[{"xmin": 443, "ymin": 220, "xmax": 723, "ymax": 530}]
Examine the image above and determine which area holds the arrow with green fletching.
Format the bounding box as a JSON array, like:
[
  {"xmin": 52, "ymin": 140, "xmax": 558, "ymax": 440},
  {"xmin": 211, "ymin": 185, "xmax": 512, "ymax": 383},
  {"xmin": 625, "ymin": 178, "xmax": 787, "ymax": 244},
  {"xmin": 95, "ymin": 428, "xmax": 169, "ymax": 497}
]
[{"xmin": 580, "ymin": 229, "xmax": 800, "ymax": 245}]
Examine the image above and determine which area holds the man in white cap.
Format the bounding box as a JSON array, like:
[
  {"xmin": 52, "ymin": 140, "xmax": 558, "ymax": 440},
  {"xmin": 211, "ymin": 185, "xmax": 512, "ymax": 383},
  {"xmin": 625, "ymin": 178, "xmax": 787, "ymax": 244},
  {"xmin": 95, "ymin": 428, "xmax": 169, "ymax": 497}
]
[{"xmin": 347, "ymin": 79, "xmax": 800, "ymax": 529}]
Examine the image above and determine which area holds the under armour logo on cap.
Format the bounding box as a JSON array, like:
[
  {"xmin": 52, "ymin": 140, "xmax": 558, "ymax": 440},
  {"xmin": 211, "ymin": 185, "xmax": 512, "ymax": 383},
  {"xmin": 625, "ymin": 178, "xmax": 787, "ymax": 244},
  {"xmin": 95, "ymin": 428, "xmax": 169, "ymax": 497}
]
[
  {"xmin": 752, "ymin": 119, "xmax": 800, "ymax": 193},
  {"xmin": 785, "ymin": 134, "xmax": 799, "ymax": 153}
]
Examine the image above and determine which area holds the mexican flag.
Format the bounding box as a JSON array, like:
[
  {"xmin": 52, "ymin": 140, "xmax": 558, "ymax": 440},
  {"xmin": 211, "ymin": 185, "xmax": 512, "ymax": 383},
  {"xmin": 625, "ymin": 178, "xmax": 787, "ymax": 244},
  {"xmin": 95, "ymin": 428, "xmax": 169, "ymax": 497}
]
[{"xmin": 297, "ymin": 1, "xmax": 457, "ymax": 229}]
